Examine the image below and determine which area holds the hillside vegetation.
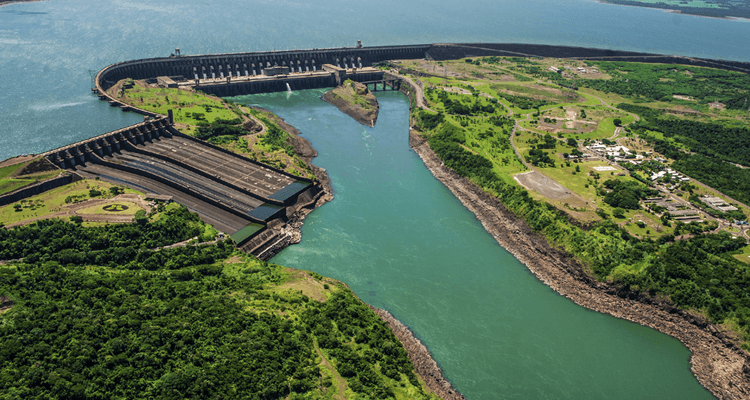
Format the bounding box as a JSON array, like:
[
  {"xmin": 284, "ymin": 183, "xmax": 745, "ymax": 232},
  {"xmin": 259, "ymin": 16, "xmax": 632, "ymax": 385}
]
[
  {"xmin": 0, "ymin": 205, "xmax": 438, "ymax": 400},
  {"xmin": 398, "ymin": 56, "xmax": 750, "ymax": 348}
]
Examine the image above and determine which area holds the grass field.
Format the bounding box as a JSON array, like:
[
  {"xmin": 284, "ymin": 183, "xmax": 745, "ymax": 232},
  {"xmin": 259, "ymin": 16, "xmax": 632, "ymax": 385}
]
[
  {"xmin": 76, "ymin": 201, "xmax": 143, "ymax": 216},
  {"xmin": 0, "ymin": 159, "xmax": 62, "ymax": 195},
  {"xmin": 119, "ymin": 83, "xmax": 239, "ymax": 125},
  {"xmin": 0, "ymin": 180, "xmax": 137, "ymax": 226},
  {"xmin": 733, "ymin": 244, "xmax": 750, "ymax": 264}
]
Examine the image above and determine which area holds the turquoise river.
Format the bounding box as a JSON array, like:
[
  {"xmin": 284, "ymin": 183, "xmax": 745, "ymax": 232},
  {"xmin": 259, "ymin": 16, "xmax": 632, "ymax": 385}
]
[
  {"xmin": 235, "ymin": 90, "xmax": 714, "ymax": 399},
  {"xmin": 2, "ymin": 0, "xmax": 749, "ymax": 398}
]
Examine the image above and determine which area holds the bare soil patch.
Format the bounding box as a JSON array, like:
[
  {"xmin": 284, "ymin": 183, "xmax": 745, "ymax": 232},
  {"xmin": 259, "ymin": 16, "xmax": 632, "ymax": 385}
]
[
  {"xmin": 667, "ymin": 105, "xmax": 702, "ymax": 116},
  {"xmin": 275, "ymin": 270, "xmax": 329, "ymax": 302},
  {"xmin": 709, "ymin": 101, "xmax": 727, "ymax": 110},
  {"xmin": 443, "ymin": 86, "xmax": 471, "ymax": 95},
  {"xmin": 513, "ymin": 171, "xmax": 576, "ymax": 201},
  {"xmin": 0, "ymin": 155, "xmax": 35, "ymax": 169},
  {"xmin": 0, "ymin": 296, "xmax": 13, "ymax": 313}
]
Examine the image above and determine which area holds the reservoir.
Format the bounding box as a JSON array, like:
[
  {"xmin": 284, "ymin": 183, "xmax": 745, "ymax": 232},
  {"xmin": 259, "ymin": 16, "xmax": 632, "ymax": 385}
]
[
  {"xmin": 2, "ymin": 0, "xmax": 748, "ymax": 397},
  {"xmin": 235, "ymin": 89, "xmax": 714, "ymax": 399}
]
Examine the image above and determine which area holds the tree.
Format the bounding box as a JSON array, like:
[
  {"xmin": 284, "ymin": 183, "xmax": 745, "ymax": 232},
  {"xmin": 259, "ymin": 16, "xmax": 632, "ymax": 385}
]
[
  {"xmin": 613, "ymin": 118, "xmax": 622, "ymax": 126},
  {"xmin": 613, "ymin": 208, "xmax": 626, "ymax": 218},
  {"xmin": 567, "ymin": 137, "xmax": 578, "ymax": 147},
  {"xmin": 134, "ymin": 210, "xmax": 148, "ymax": 225}
]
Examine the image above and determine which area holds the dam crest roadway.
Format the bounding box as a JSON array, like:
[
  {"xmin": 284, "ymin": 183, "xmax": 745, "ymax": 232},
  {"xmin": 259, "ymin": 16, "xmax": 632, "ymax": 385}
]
[{"xmin": 49, "ymin": 42, "xmax": 750, "ymax": 259}]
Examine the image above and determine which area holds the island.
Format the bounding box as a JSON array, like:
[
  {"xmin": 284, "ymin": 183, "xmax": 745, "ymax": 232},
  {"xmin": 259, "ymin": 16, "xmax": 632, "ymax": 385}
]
[{"xmin": 322, "ymin": 79, "xmax": 380, "ymax": 127}]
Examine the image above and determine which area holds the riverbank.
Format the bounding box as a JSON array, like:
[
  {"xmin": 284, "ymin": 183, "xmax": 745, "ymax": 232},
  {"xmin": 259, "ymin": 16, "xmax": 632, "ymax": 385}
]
[
  {"xmin": 369, "ymin": 305, "xmax": 466, "ymax": 400},
  {"xmin": 408, "ymin": 130, "xmax": 750, "ymax": 399},
  {"xmin": 274, "ymin": 104, "xmax": 463, "ymax": 399}
]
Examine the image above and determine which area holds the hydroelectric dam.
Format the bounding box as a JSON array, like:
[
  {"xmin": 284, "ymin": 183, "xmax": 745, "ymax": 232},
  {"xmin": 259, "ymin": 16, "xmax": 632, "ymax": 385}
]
[{"xmin": 28, "ymin": 42, "xmax": 750, "ymax": 258}]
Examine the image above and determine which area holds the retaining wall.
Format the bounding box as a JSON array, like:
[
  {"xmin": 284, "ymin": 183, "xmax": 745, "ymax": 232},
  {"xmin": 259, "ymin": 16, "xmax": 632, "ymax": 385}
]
[
  {"xmin": 0, "ymin": 174, "xmax": 77, "ymax": 207},
  {"xmin": 426, "ymin": 43, "xmax": 750, "ymax": 73},
  {"xmin": 96, "ymin": 44, "xmax": 750, "ymax": 100},
  {"xmin": 43, "ymin": 118, "xmax": 172, "ymax": 169}
]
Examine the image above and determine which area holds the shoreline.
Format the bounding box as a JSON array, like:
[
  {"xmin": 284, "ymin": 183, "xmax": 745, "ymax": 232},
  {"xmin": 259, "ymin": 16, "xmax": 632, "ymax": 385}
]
[
  {"xmin": 0, "ymin": 0, "xmax": 49, "ymax": 7},
  {"xmin": 369, "ymin": 305, "xmax": 466, "ymax": 400},
  {"xmin": 407, "ymin": 130, "xmax": 750, "ymax": 399},
  {"xmin": 594, "ymin": 0, "xmax": 749, "ymax": 21}
]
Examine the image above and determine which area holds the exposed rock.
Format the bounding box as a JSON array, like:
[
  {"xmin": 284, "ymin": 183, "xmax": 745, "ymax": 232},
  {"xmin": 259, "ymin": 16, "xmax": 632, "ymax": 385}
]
[
  {"xmin": 0, "ymin": 296, "xmax": 12, "ymax": 312},
  {"xmin": 369, "ymin": 305, "xmax": 466, "ymax": 400},
  {"xmin": 321, "ymin": 80, "xmax": 379, "ymax": 127},
  {"xmin": 408, "ymin": 129, "xmax": 750, "ymax": 400}
]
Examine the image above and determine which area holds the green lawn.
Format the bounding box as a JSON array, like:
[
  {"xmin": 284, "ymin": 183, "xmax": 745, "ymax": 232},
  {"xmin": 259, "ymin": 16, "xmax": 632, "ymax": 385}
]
[
  {"xmin": 76, "ymin": 201, "xmax": 143, "ymax": 215},
  {"xmin": 120, "ymin": 85, "xmax": 239, "ymax": 125},
  {"xmin": 733, "ymin": 244, "xmax": 750, "ymax": 264},
  {"xmin": 0, "ymin": 180, "xmax": 138, "ymax": 226}
]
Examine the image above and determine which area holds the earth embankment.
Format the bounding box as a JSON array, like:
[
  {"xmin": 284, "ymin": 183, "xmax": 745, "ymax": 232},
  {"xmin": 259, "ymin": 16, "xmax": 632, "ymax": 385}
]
[{"xmin": 321, "ymin": 81, "xmax": 379, "ymax": 127}]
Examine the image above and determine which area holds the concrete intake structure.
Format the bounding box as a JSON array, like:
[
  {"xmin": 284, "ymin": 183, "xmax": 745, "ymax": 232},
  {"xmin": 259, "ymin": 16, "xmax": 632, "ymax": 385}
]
[
  {"xmin": 43, "ymin": 117, "xmax": 321, "ymax": 259},
  {"xmin": 94, "ymin": 42, "xmax": 750, "ymax": 100}
]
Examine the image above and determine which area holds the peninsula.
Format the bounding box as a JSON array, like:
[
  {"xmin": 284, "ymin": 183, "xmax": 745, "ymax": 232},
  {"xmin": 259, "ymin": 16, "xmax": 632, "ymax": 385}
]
[
  {"xmin": 322, "ymin": 79, "xmax": 380, "ymax": 127},
  {"xmin": 598, "ymin": 0, "xmax": 750, "ymax": 20}
]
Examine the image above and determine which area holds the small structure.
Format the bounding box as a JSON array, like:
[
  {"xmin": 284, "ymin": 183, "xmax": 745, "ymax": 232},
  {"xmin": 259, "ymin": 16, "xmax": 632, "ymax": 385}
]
[
  {"xmin": 144, "ymin": 193, "xmax": 173, "ymax": 203},
  {"xmin": 157, "ymin": 76, "xmax": 178, "ymax": 88},
  {"xmin": 263, "ymin": 66, "xmax": 290, "ymax": 76},
  {"xmin": 702, "ymin": 196, "xmax": 738, "ymax": 212}
]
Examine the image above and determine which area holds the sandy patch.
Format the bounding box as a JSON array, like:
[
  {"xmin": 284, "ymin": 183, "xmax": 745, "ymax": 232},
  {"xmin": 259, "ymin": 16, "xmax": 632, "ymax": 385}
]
[
  {"xmin": 709, "ymin": 101, "xmax": 726, "ymax": 110},
  {"xmin": 515, "ymin": 171, "xmax": 572, "ymax": 200}
]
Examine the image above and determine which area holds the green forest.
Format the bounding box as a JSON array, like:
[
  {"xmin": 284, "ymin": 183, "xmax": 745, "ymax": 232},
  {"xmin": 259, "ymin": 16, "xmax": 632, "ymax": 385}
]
[
  {"xmin": 618, "ymin": 103, "xmax": 750, "ymax": 206},
  {"xmin": 579, "ymin": 61, "xmax": 750, "ymax": 108},
  {"xmin": 0, "ymin": 206, "xmax": 436, "ymax": 400}
]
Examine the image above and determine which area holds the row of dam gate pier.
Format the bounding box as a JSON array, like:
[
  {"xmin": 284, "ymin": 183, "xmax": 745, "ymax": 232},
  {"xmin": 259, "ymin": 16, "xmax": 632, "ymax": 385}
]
[{"xmin": 20, "ymin": 42, "xmax": 750, "ymax": 258}]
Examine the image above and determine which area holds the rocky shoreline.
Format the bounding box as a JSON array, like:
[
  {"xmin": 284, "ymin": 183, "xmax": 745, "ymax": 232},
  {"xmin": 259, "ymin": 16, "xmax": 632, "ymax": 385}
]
[
  {"xmin": 369, "ymin": 305, "xmax": 466, "ymax": 400},
  {"xmin": 270, "ymin": 108, "xmax": 469, "ymax": 398},
  {"xmin": 407, "ymin": 130, "xmax": 750, "ymax": 399}
]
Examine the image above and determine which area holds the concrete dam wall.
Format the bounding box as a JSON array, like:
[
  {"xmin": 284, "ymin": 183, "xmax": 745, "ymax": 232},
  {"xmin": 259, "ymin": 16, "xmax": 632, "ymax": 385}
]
[
  {"xmin": 96, "ymin": 44, "xmax": 431, "ymax": 92},
  {"xmin": 95, "ymin": 43, "xmax": 750, "ymax": 98}
]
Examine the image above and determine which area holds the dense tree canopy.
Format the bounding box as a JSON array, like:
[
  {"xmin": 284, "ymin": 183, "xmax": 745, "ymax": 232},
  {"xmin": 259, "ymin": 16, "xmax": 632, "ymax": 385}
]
[{"xmin": 0, "ymin": 207, "xmax": 435, "ymax": 399}]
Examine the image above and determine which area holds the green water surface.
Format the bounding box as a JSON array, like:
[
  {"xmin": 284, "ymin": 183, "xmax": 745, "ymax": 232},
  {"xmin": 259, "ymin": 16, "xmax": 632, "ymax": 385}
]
[{"xmin": 231, "ymin": 89, "xmax": 715, "ymax": 400}]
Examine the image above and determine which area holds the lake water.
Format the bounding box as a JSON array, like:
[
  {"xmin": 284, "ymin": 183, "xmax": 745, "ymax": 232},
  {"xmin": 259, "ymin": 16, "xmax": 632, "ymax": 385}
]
[{"xmin": 2, "ymin": 0, "xmax": 747, "ymax": 398}]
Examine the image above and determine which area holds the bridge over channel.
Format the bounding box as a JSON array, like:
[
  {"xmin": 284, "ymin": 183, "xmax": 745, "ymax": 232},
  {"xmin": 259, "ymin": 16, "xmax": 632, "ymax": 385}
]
[{"xmin": 57, "ymin": 42, "xmax": 748, "ymax": 257}]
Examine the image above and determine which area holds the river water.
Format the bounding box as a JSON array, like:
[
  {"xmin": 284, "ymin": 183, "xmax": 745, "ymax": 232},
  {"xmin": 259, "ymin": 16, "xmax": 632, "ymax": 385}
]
[
  {"xmin": 235, "ymin": 90, "xmax": 714, "ymax": 399},
  {"xmin": 2, "ymin": 0, "xmax": 747, "ymax": 398}
]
